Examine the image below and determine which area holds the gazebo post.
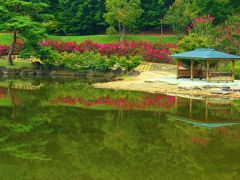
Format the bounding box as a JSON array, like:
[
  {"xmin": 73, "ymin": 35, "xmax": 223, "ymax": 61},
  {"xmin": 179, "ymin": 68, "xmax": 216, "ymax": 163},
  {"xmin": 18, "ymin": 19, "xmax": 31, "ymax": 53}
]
[
  {"xmin": 190, "ymin": 60, "xmax": 194, "ymax": 80},
  {"xmin": 205, "ymin": 97, "xmax": 209, "ymax": 121},
  {"xmin": 207, "ymin": 60, "xmax": 210, "ymax": 82},
  {"xmin": 200, "ymin": 60, "xmax": 203, "ymax": 80},
  {"xmin": 177, "ymin": 59, "xmax": 179, "ymax": 79},
  {"xmin": 232, "ymin": 60, "xmax": 235, "ymax": 82},
  {"xmin": 189, "ymin": 98, "xmax": 192, "ymax": 118}
]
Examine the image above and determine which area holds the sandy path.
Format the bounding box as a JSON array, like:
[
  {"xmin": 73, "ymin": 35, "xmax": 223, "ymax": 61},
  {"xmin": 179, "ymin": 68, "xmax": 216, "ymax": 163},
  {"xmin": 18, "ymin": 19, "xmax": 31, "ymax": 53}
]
[{"xmin": 93, "ymin": 68, "xmax": 240, "ymax": 99}]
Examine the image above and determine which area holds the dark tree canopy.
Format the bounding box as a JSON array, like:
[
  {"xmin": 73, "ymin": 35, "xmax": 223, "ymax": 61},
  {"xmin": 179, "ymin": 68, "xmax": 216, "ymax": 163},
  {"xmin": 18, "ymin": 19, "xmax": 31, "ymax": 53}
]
[{"xmin": 0, "ymin": 0, "xmax": 239, "ymax": 36}]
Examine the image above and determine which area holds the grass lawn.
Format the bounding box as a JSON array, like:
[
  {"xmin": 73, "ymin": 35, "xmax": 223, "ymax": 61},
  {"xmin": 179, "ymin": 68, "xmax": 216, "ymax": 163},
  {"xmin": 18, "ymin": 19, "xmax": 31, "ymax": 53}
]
[
  {"xmin": 0, "ymin": 33, "xmax": 177, "ymax": 45},
  {"xmin": 0, "ymin": 59, "xmax": 31, "ymax": 69},
  {"xmin": 49, "ymin": 35, "xmax": 177, "ymax": 44},
  {"xmin": 0, "ymin": 33, "xmax": 13, "ymax": 45}
]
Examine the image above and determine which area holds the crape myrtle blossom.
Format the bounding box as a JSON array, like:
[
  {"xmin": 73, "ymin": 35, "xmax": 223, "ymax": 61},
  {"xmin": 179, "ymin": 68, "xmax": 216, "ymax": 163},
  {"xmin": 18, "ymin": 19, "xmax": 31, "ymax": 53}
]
[{"xmin": 39, "ymin": 40, "xmax": 177, "ymax": 64}]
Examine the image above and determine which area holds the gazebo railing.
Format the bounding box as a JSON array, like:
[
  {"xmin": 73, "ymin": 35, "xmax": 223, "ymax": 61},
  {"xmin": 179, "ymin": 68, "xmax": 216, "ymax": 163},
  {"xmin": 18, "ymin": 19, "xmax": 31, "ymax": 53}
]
[
  {"xmin": 177, "ymin": 69, "xmax": 205, "ymax": 78},
  {"xmin": 208, "ymin": 72, "xmax": 233, "ymax": 82},
  {"xmin": 178, "ymin": 69, "xmax": 233, "ymax": 82}
]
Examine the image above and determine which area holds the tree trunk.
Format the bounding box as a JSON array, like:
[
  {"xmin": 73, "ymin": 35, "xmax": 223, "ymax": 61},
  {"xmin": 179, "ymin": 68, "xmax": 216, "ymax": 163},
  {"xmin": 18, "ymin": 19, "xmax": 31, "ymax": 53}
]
[
  {"xmin": 8, "ymin": 30, "xmax": 17, "ymax": 66},
  {"xmin": 118, "ymin": 22, "xmax": 122, "ymax": 41},
  {"xmin": 121, "ymin": 25, "xmax": 126, "ymax": 41}
]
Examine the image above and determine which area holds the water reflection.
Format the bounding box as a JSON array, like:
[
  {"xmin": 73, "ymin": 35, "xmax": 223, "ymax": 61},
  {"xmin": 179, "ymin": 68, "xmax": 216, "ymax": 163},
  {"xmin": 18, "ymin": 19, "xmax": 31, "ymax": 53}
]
[
  {"xmin": 0, "ymin": 78, "xmax": 240, "ymax": 179},
  {"xmin": 172, "ymin": 96, "xmax": 240, "ymax": 128}
]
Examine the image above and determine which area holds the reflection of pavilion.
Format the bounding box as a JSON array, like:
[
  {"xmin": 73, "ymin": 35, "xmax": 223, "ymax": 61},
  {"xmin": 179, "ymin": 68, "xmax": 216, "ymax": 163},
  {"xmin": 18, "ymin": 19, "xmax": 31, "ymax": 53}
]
[{"xmin": 171, "ymin": 96, "xmax": 240, "ymax": 128}]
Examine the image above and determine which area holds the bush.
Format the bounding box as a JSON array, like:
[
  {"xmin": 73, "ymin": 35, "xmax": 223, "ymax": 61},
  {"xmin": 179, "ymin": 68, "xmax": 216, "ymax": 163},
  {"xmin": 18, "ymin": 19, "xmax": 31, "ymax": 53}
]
[
  {"xmin": 215, "ymin": 14, "xmax": 240, "ymax": 55},
  {"xmin": 36, "ymin": 47, "xmax": 60, "ymax": 66},
  {"xmin": 118, "ymin": 56, "xmax": 142, "ymax": 70},
  {"xmin": 187, "ymin": 15, "xmax": 215, "ymax": 36},
  {"xmin": 106, "ymin": 26, "xmax": 117, "ymax": 35},
  {"xmin": 0, "ymin": 45, "xmax": 9, "ymax": 57},
  {"xmin": 220, "ymin": 61, "xmax": 240, "ymax": 79},
  {"xmin": 176, "ymin": 33, "xmax": 212, "ymax": 52},
  {"xmin": 39, "ymin": 40, "xmax": 176, "ymax": 64},
  {"xmin": 57, "ymin": 52, "xmax": 142, "ymax": 72}
]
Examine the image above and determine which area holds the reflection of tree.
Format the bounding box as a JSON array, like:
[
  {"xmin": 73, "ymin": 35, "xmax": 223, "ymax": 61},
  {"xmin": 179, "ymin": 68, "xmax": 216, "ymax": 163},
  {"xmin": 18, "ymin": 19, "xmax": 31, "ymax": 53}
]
[
  {"xmin": 0, "ymin": 115, "xmax": 52, "ymax": 161},
  {"xmin": 0, "ymin": 78, "xmax": 240, "ymax": 179},
  {"xmin": 0, "ymin": 82, "xmax": 52, "ymax": 163},
  {"xmin": 8, "ymin": 82, "xmax": 17, "ymax": 120}
]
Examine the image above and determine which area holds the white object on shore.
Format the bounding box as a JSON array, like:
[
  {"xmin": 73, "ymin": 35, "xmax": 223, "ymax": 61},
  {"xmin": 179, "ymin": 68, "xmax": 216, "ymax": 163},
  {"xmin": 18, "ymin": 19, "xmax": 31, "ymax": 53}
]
[{"xmin": 145, "ymin": 77, "xmax": 240, "ymax": 89}]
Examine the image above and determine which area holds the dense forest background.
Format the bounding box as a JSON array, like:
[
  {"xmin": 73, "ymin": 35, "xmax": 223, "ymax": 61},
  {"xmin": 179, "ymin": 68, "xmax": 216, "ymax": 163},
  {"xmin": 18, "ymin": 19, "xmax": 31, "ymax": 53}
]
[{"xmin": 42, "ymin": 0, "xmax": 239, "ymax": 35}]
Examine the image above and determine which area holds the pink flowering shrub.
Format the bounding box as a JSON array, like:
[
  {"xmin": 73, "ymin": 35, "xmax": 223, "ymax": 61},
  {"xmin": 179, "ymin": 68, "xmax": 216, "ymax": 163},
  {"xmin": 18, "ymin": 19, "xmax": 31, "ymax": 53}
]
[
  {"xmin": 216, "ymin": 15, "xmax": 240, "ymax": 55},
  {"xmin": 0, "ymin": 45, "xmax": 9, "ymax": 57},
  {"xmin": 187, "ymin": 15, "xmax": 214, "ymax": 36},
  {"xmin": 39, "ymin": 40, "xmax": 177, "ymax": 64},
  {"xmin": 0, "ymin": 40, "xmax": 24, "ymax": 57}
]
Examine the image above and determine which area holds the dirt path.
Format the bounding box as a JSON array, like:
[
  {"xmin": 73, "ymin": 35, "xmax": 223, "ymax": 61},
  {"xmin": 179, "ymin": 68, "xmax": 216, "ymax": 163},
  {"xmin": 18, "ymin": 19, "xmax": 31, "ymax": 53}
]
[{"xmin": 92, "ymin": 63, "xmax": 240, "ymax": 99}]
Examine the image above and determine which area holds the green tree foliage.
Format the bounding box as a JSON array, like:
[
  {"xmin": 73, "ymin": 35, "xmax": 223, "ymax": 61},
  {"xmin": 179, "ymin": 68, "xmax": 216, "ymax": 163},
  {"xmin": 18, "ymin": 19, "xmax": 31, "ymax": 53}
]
[
  {"xmin": 11, "ymin": 0, "xmax": 236, "ymax": 36},
  {"xmin": 190, "ymin": 0, "xmax": 239, "ymax": 24},
  {"xmin": 42, "ymin": 0, "xmax": 174, "ymax": 35},
  {"xmin": 0, "ymin": 0, "xmax": 48, "ymax": 65},
  {"xmin": 137, "ymin": 0, "xmax": 174, "ymax": 32},
  {"xmin": 176, "ymin": 34, "xmax": 212, "ymax": 52},
  {"xmin": 47, "ymin": 0, "xmax": 106, "ymax": 35},
  {"xmin": 162, "ymin": 0, "xmax": 192, "ymax": 36},
  {"xmin": 163, "ymin": 0, "xmax": 240, "ymax": 35},
  {"xmin": 104, "ymin": 0, "xmax": 143, "ymax": 40}
]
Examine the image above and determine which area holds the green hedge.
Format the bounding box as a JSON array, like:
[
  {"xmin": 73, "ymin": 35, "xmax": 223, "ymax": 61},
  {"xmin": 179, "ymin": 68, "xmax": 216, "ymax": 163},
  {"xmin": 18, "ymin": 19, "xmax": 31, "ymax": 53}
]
[{"xmin": 38, "ymin": 47, "xmax": 142, "ymax": 72}]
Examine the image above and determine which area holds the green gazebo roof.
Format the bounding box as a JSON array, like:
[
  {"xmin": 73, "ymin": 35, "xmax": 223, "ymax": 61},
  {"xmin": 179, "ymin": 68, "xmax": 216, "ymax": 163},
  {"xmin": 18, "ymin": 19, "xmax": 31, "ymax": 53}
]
[{"xmin": 170, "ymin": 48, "xmax": 240, "ymax": 60}]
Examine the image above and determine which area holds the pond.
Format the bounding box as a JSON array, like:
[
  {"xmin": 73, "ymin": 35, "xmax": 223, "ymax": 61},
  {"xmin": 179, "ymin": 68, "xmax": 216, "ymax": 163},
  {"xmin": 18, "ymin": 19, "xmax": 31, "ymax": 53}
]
[{"xmin": 0, "ymin": 77, "xmax": 240, "ymax": 179}]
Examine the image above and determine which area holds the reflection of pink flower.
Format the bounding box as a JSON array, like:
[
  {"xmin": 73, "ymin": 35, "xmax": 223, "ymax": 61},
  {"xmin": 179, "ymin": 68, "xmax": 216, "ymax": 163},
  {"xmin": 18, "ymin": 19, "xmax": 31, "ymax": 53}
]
[
  {"xmin": 218, "ymin": 127, "xmax": 228, "ymax": 137},
  {"xmin": 50, "ymin": 95, "xmax": 176, "ymax": 110},
  {"xmin": 191, "ymin": 137, "xmax": 211, "ymax": 147},
  {"xmin": 0, "ymin": 88, "xmax": 6, "ymax": 98}
]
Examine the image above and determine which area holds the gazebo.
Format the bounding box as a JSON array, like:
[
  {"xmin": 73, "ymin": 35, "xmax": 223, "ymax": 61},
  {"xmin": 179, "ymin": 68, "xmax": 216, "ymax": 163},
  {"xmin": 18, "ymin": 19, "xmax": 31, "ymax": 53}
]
[{"xmin": 170, "ymin": 49, "xmax": 240, "ymax": 82}]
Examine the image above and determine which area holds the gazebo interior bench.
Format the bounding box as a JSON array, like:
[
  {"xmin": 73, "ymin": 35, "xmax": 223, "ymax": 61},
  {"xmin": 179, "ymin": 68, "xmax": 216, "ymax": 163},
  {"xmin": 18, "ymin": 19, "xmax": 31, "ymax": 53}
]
[
  {"xmin": 178, "ymin": 70, "xmax": 233, "ymax": 82},
  {"xmin": 170, "ymin": 49, "xmax": 240, "ymax": 82}
]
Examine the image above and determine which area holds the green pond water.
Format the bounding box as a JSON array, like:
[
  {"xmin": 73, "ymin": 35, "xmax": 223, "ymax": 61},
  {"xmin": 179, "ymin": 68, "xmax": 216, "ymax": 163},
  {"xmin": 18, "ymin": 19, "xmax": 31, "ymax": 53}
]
[{"xmin": 0, "ymin": 77, "xmax": 240, "ymax": 180}]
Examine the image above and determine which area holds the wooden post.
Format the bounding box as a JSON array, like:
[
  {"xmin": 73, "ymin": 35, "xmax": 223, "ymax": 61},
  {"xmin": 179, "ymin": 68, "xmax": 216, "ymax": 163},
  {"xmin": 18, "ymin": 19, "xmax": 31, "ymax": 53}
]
[
  {"xmin": 207, "ymin": 60, "xmax": 210, "ymax": 82},
  {"xmin": 189, "ymin": 98, "xmax": 192, "ymax": 118},
  {"xmin": 200, "ymin": 60, "xmax": 203, "ymax": 80},
  {"xmin": 190, "ymin": 60, "xmax": 194, "ymax": 80},
  {"xmin": 205, "ymin": 97, "xmax": 209, "ymax": 121},
  {"xmin": 232, "ymin": 60, "xmax": 235, "ymax": 82},
  {"xmin": 177, "ymin": 59, "xmax": 179, "ymax": 79},
  {"xmin": 175, "ymin": 96, "xmax": 178, "ymax": 115}
]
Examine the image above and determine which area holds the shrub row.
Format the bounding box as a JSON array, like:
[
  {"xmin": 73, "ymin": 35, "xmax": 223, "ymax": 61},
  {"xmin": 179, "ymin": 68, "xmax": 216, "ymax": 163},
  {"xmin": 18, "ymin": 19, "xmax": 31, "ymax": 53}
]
[
  {"xmin": 38, "ymin": 48, "xmax": 142, "ymax": 72},
  {"xmin": 39, "ymin": 40, "xmax": 176, "ymax": 64}
]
